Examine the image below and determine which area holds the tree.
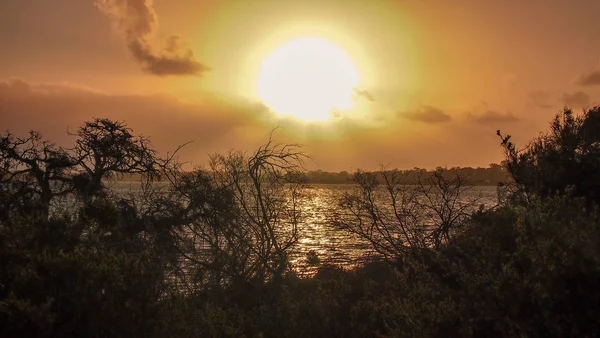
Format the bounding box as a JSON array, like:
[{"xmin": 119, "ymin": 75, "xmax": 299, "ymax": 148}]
[
  {"xmin": 149, "ymin": 132, "xmax": 308, "ymax": 291},
  {"xmin": 498, "ymin": 106, "xmax": 600, "ymax": 206},
  {"xmin": 73, "ymin": 118, "xmax": 159, "ymax": 202},
  {"xmin": 0, "ymin": 119, "xmax": 176, "ymax": 337},
  {"xmin": 334, "ymin": 167, "xmax": 480, "ymax": 262},
  {"xmin": 0, "ymin": 131, "xmax": 74, "ymax": 220}
]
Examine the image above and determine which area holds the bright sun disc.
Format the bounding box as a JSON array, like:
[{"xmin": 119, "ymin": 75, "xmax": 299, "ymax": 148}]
[{"xmin": 257, "ymin": 37, "xmax": 360, "ymax": 121}]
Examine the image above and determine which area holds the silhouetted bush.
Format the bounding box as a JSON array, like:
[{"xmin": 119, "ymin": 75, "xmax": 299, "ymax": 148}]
[
  {"xmin": 2, "ymin": 109, "xmax": 600, "ymax": 337},
  {"xmin": 499, "ymin": 106, "xmax": 600, "ymax": 206}
]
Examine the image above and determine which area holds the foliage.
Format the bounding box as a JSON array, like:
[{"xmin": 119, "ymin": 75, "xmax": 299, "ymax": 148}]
[
  {"xmin": 0, "ymin": 119, "xmax": 175, "ymax": 337},
  {"xmin": 498, "ymin": 106, "xmax": 600, "ymax": 205},
  {"xmin": 73, "ymin": 118, "xmax": 160, "ymax": 201},
  {"xmin": 378, "ymin": 195, "xmax": 600, "ymax": 337},
  {"xmin": 2, "ymin": 108, "xmax": 600, "ymax": 337}
]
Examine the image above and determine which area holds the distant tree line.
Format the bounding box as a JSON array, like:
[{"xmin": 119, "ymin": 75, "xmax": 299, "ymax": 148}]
[
  {"xmin": 113, "ymin": 165, "xmax": 510, "ymax": 186},
  {"xmin": 303, "ymin": 164, "xmax": 509, "ymax": 185}
]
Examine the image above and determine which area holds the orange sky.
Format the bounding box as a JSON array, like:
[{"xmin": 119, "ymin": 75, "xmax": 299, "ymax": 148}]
[{"xmin": 1, "ymin": 0, "xmax": 600, "ymax": 171}]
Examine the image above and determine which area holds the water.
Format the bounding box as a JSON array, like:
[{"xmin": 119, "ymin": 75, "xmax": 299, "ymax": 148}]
[
  {"xmin": 288, "ymin": 184, "xmax": 498, "ymax": 274},
  {"xmin": 111, "ymin": 182, "xmax": 498, "ymax": 274}
]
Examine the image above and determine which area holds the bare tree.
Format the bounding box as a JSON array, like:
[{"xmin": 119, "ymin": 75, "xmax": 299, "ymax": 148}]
[
  {"xmin": 333, "ymin": 167, "xmax": 480, "ymax": 262},
  {"xmin": 415, "ymin": 170, "xmax": 477, "ymax": 248},
  {"xmin": 208, "ymin": 136, "xmax": 306, "ymax": 283},
  {"xmin": 155, "ymin": 133, "xmax": 307, "ymax": 291}
]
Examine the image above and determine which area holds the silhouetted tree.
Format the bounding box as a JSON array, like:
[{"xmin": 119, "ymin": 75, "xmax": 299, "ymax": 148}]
[
  {"xmin": 0, "ymin": 119, "xmax": 176, "ymax": 337},
  {"xmin": 498, "ymin": 106, "xmax": 600, "ymax": 206},
  {"xmin": 334, "ymin": 167, "xmax": 480, "ymax": 261},
  {"xmin": 0, "ymin": 131, "xmax": 73, "ymax": 220},
  {"xmin": 73, "ymin": 118, "xmax": 158, "ymax": 202}
]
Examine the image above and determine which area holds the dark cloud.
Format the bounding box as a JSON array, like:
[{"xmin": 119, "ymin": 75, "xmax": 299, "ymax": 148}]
[
  {"xmin": 578, "ymin": 69, "xmax": 600, "ymax": 86},
  {"xmin": 0, "ymin": 79, "xmax": 270, "ymax": 163},
  {"xmin": 471, "ymin": 110, "xmax": 519, "ymax": 124},
  {"xmin": 562, "ymin": 91, "xmax": 590, "ymax": 107},
  {"xmin": 528, "ymin": 90, "xmax": 554, "ymax": 109},
  {"xmin": 94, "ymin": 0, "xmax": 208, "ymax": 76},
  {"xmin": 400, "ymin": 105, "xmax": 452, "ymax": 124}
]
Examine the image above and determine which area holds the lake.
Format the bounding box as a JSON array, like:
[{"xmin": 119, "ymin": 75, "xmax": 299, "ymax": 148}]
[
  {"xmin": 284, "ymin": 184, "xmax": 499, "ymax": 274},
  {"xmin": 111, "ymin": 182, "xmax": 499, "ymax": 274}
]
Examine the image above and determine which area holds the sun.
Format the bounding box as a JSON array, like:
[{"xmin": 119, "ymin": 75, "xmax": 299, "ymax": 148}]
[{"xmin": 256, "ymin": 37, "xmax": 360, "ymax": 122}]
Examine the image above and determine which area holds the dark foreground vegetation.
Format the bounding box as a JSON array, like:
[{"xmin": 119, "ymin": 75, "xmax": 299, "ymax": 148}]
[{"xmin": 1, "ymin": 107, "xmax": 600, "ymax": 337}]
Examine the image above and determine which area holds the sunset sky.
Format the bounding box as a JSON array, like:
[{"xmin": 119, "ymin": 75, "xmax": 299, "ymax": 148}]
[{"xmin": 1, "ymin": 0, "xmax": 600, "ymax": 171}]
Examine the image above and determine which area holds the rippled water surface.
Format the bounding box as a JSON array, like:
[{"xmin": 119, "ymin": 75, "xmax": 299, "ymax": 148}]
[
  {"xmin": 288, "ymin": 184, "xmax": 498, "ymax": 274},
  {"xmin": 111, "ymin": 182, "xmax": 498, "ymax": 274}
]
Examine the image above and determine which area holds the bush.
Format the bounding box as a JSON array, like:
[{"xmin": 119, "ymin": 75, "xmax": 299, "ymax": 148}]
[
  {"xmin": 499, "ymin": 106, "xmax": 600, "ymax": 206},
  {"xmin": 3, "ymin": 109, "xmax": 600, "ymax": 337}
]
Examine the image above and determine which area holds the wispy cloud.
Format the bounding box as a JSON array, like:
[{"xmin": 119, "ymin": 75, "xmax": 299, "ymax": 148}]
[
  {"xmin": 562, "ymin": 91, "xmax": 590, "ymax": 107},
  {"xmin": 400, "ymin": 105, "xmax": 452, "ymax": 124},
  {"xmin": 577, "ymin": 66, "xmax": 600, "ymax": 86},
  {"xmin": 94, "ymin": 0, "xmax": 208, "ymax": 76},
  {"xmin": 528, "ymin": 90, "xmax": 554, "ymax": 109}
]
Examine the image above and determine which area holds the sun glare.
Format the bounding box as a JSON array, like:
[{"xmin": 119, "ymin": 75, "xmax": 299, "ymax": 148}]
[{"xmin": 256, "ymin": 37, "xmax": 360, "ymax": 122}]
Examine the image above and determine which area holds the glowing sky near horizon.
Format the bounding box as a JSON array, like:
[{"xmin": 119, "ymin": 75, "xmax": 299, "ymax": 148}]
[{"xmin": 1, "ymin": 0, "xmax": 600, "ymax": 171}]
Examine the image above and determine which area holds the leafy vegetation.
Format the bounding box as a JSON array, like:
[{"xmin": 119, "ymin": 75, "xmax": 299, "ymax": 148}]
[{"xmin": 1, "ymin": 107, "xmax": 600, "ymax": 337}]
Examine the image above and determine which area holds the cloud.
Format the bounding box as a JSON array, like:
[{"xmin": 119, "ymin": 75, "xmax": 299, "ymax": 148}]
[
  {"xmin": 578, "ymin": 69, "xmax": 600, "ymax": 86},
  {"xmin": 400, "ymin": 105, "xmax": 452, "ymax": 124},
  {"xmin": 471, "ymin": 110, "xmax": 520, "ymax": 124},
  {"xmin": 0, "ymin": 79, "xmax": 528, "ymax": 171},
  {"xmin": 94, "ymin": 0, "xmax": 208, "ymax": 76},
  {"xmin": 0, "ymin": 78, "xmax": 108, "ymax": 98},
  {"xmin": 562, "ymin": 91, "xmax": 590, "ymax": 107},
  {"xmin": 528, "ymin": 90, "xmax": 554, "ymax": 109},
  {"xmin": 352, "ymin": 88, "xmax": 374, "ymax": 102},
  {"xmin": 0, "ymin": 79, "xmax": 272, "ymax": 164}
]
